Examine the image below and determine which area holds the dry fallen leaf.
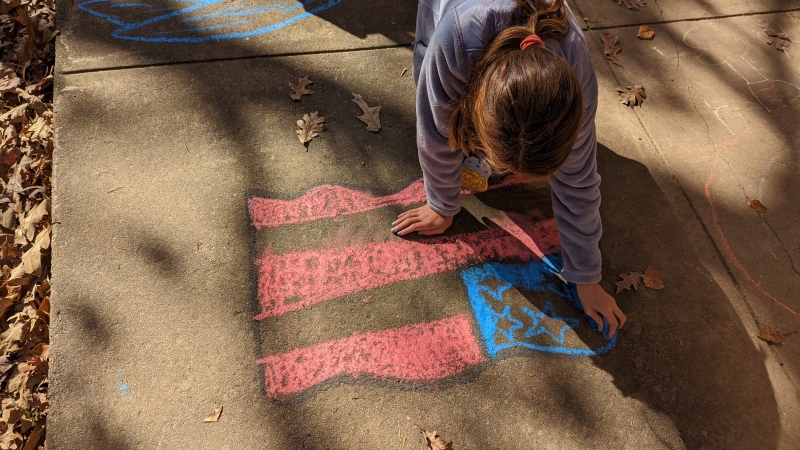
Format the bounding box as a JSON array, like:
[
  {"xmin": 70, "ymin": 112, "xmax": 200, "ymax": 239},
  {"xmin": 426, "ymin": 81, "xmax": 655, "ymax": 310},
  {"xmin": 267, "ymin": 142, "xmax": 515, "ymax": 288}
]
[
  {"xmin": 351, "ymin": 93, "xmax": 382, "ymax": 132},
  {"xmin": 204, "ymin": 403, "xmax": 223, "ymax": 422},
  {"xmin": 757, "ymin": 326, "xmax": 793, "ymax": 345},
  {"xmin": 614, "ymin": 0, "xmax": 645, "ymax": 11},
  {"xmin": 615, "ymin": 272, "xmax": 642, "ymax": 294},
  {"xmin": 642, "ymin": 266, "xmax": 664, "ymax": 289},
  {"xmin": 296, "ymin": 111, "xmax": 326, "ymax": 145},
  {"xmin": 637, "ymin": 24, "xmax": 655, "ymax": 40},
  {"xmin": 747, "ymin": 198, "xmax": 767, "ymax": 213},
  {"xmin": 616, "ymin": 84, "xmax": 646, "ymax": 108},
  {"xmin": 422, "ymin": 429, "xmax": 453, "ymax": 450},
  {"xmin": 600, "ymin": 33, "xmax": 623, "ymax": 67},
  {"xmin": 762, "ymin": 22, "xmax": 791, "ymax": 51},
  {"xmin": 288, "ymin": 75, "xmax": 314, "ymax": 101}
]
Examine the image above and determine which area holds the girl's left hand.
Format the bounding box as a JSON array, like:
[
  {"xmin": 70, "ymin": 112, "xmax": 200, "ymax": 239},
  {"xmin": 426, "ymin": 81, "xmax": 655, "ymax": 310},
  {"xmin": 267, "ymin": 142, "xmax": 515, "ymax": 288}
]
[
  {"xmin": 391, "ymin": 204, "xmax": 454, "ymax": 236},
  {"xmin": 576, "ymin": 283, "xmax": 626, "ymax": 338}
]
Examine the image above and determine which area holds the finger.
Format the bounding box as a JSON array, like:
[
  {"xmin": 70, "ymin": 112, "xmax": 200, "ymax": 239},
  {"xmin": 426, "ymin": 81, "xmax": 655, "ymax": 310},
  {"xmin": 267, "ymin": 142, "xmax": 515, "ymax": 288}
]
[
  {"xmin": 397, "ymin": 207, "xmax": 421, "ymax": 220},
  {"xmin": 613, "ymin": 309, "xmax": 627, "ymax": 329},
  {"xmin": 392, "ymin": 216, "xmax": 420, "ymax": 233},
  {"xmin": 585, "ymin": 310, "xmax": 604, "ymax": 332},
  {"xmin": 604, "ymin": 313, "xmax": 620, "ymax": 339},
  {"xmin": 397, "ymin": 222, "xmax": 433, "ymax": 235},
  {"xmin": 393, "ymin": 212, "xmax": 419, "ymax": 226}
]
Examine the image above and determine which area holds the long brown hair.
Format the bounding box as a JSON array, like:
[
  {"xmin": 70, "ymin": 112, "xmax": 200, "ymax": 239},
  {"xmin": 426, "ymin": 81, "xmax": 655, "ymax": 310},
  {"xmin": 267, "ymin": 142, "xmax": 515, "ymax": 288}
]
[{"xmin": 449, "ymin": 0, "xmax": 583, "ymax": 177}]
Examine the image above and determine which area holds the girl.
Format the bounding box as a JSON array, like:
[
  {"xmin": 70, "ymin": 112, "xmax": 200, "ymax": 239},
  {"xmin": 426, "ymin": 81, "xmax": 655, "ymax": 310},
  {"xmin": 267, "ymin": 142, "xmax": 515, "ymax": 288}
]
[{"xmin": 391, "ymin": 0, "xmax": 627, "ymax": 337}]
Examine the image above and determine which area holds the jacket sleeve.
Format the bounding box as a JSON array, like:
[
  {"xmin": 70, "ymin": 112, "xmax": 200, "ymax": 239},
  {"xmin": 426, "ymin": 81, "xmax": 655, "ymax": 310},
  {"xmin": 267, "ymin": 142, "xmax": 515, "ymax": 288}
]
[
  {"xmin": 414, "ymin": 12, "xmax": 469, "ymax": 217},
  {"xmin": 548, "ymin": 42, "xmax": 603, "ymax": 285}
]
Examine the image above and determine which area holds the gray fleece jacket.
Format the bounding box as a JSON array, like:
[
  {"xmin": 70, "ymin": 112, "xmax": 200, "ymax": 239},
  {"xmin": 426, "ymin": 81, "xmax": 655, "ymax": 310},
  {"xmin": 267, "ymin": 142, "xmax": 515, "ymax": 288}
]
[{"xmin": 413, "ymin": 0, "xmax": 602, "ymax": 284}]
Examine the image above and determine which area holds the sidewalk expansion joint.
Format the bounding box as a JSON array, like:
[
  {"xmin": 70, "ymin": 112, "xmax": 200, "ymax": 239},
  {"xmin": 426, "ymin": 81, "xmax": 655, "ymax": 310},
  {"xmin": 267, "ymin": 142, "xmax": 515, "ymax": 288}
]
[
  {"xmin": 59, "ymin": 42, "xmax": 412, "ymax": 75},
  {"xmin": 582, "ymin": 7, "xmax": 800, "ymax": 32}
]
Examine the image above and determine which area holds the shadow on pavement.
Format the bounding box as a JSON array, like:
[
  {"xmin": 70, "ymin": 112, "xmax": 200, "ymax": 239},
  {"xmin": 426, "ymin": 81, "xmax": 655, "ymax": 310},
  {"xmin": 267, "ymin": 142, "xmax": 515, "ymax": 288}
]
[{"xmin": 52, "ymin": 0, "xmax": 797, "ymax": 448}]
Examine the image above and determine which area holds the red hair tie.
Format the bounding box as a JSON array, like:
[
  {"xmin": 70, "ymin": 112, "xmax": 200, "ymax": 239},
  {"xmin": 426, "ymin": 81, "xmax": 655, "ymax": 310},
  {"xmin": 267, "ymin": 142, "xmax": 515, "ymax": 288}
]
[{"xmin": 520, "ymin": 34, "xmax": 545, "ymax": 50}]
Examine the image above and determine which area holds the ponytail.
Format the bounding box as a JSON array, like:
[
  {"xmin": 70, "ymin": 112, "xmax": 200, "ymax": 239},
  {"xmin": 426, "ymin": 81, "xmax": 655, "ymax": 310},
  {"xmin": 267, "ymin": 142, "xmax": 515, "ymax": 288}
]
[
  {"xmin": 449, "ymin": 0, "xmax": 582, "ymax": 177},
  {"xmin": 508, "ymin": 0, "xmax": 571, "ymax": 41}
]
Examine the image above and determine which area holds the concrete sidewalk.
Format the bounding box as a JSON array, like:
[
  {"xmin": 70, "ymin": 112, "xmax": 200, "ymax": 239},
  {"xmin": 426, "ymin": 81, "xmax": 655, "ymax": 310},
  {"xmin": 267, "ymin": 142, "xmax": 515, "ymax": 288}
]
[{"xmin": 50, "ymin": 0, "xmax": 800, "ymax": 448}]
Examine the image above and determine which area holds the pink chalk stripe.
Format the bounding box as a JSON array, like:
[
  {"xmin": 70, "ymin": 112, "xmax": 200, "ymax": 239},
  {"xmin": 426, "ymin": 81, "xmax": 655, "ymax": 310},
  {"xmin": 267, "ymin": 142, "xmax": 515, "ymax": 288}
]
[
  {"xmin": 255, "ymin": 218, "xmax": 560, "ymax": 320},
  {"xmin": 257, "ymin": 314, "xmax": 485, "ymax": 399},
  {"xmin": 248, "ymin": 175, "xmax": 529, "ymax": 230}
]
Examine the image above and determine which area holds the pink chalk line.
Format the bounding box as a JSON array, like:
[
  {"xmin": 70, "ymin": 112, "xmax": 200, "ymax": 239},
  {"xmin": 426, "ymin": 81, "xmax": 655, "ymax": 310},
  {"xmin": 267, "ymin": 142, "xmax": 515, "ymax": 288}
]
[
  {"xmin": 704, "ymin": 120, "xmax": 800, "ymax": 318},
  {"xmin": 254, "ymin": 218, "xmax": 560, "ymax": 320},
  {"xmin": 256, "ymin": 314, "xmax": 485, "ymax": 399},
  {"xmin": 248, "ymin": 175, "xmax": 529, "ymax": 230}
]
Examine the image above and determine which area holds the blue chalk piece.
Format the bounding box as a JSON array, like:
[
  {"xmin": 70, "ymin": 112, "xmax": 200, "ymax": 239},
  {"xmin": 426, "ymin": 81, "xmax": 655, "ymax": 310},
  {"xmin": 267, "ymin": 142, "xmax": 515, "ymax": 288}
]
[{"xmin": 602, "ymin": 317, "xmax": 610, "ymax": 340}]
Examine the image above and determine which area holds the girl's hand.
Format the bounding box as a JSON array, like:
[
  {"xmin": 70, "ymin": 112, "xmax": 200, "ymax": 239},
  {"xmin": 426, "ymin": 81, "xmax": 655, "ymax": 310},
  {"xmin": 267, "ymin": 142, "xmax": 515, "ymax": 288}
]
[
  {"xmin": 576, "ymin": 283, "xmax": 626, "ymax": 338},
  {"xmin": 392, "ymin": 204, "xmax": 454, "ymax": 236}
]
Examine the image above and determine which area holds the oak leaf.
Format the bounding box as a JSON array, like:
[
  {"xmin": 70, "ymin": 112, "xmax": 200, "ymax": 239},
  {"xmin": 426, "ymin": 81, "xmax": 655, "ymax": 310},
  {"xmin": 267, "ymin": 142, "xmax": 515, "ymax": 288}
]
[
  {"xmin": 288, "ymin": 75, "xmax": 314, "ymax": 101},
  {"xmin": 762, "ymin": 22, "xmax": 791, "ymax": 52},
  {"xmin": 0, "ymin": 76, "xmax": 20, "ymax": 95},
  {"xmin": 600, "ymin": 33, "xmax": 623, "ymax": 67},
  {"xmin": 615, "ymin": 272, "xmax": 642, "ymax": 294},
  {"xmin": 642, "ymin": 266, "xmax": 663, "ymax": 289},
  {"xmin": 617, "ymin": 84, "xmax": 646, "ymax": 108},
  {"xmin": 614, "ymin": 0, "xmax": 645, "ymax": 10},
  {"xmin": 422, "ymin": 429, "xmax": 453, "ymax": 450},
  {"xmin": 747, "ymin": 198, "xmax": 767, "ymax": 213},
  {"xmin": 204, "ymin": 403, "xmax": 223, "ymax": 422},
  {"xmin": 351, "ymin": 93, "xmax": 382, "ymax": 132},
  {"xmin": 757, "ymin": 326, "xmax": 793, "ymax": 345},
  {"xmin": 637, "ymin": 25, "xmax": 655, "ymax": 40},
  {"xmin": 296, "ymin": 111, "xmax": 326, "ymax": 145}
]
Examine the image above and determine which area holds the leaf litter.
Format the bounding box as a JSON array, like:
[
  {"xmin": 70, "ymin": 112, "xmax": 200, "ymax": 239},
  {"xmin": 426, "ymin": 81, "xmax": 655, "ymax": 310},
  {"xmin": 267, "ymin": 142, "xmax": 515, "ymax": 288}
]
[
  {"xmin": 762, "ymin": 22, "xmax": 791, "ymax": 52},
  {"xmin": 0, "ymin": 0, "xmax": 56, "ymax": 447},
  {"xmin": 747, "ymin": 198, "xmax": 767, "ymax": 213},
  {"xmin": 617, "ymin": 84, "xmax": 646, "ymax": 108},
  {"xmin": 637, "ymin": 25, "xmax": 655, "ymax": 40},
  {"xmin": 420, "ymin": 428, "xmax": 453, "ymax": 450},
  {"xmin": 600, "ymin": 33, "xmax": 623, "ymax": 67},
  {"xmin": 288, "ymin": 75, "xmax": 314, "ymax": 101},
  {"xmin": 613, "ymin": 0, "xmax": 645, "ymax": 11},
  {"xmin": 204, "ymin": 403, "xmax": 223, "ymax": 422},
  {"xmin": 757, "ymin": 326, "xmax": 793, "ymax": 345},
  {"xmin": 617, "ymin": 266, "xmax": 664, "ymax": 293},
  {"xmin": 296, "ymin": 111, "xmax": 326, "ymax": 147},
  {"xmin": 351, "ymin": 93, "xmax": 382, "ymax": 132}
]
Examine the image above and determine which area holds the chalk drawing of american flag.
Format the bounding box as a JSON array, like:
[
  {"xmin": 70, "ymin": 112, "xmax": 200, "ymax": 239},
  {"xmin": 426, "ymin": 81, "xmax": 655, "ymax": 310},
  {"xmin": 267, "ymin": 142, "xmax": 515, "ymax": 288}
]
[{"xmin": 247, "ymin": 177, "xmax": 615, "ymax": 402}]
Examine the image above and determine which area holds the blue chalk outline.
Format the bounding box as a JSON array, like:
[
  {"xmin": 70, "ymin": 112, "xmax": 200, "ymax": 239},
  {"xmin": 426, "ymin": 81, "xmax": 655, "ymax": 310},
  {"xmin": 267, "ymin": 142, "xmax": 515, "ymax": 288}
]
[
  {"xmin": 76, "ymin": 0, "xmax": 344, "ymax": 43},
  {"xmin": 460, "ymin": 257, "xmax": 617, "ymax": 358}
]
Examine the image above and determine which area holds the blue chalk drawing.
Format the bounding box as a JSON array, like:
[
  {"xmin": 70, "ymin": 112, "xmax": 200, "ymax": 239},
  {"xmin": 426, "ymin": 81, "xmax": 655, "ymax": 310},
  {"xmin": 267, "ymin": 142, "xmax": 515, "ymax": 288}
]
[
  {"xmin": 76, "ymin": 0, "xmax": 344, "ymax": 43},
  {"xmin": 461, "ymin": 255, "xmax": 616, "ymax": 358}
]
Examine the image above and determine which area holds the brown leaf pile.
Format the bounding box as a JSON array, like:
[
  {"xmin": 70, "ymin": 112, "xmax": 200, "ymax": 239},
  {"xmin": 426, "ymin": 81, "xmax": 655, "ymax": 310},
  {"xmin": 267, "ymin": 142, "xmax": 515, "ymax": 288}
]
[{"xmin": 0, "ymin": 0, "xmax": 56, "ymax": 447}]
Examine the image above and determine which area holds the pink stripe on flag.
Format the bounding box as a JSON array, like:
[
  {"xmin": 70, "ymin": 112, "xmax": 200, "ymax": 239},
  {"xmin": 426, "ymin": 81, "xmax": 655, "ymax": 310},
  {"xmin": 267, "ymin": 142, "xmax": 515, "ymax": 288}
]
[
  {"xmin": 248, "ymin": 175, "xmax": 529, "ymax": 230},
  {"xmin": 257, "ymin": 314, "xmax": 485, "ymax": 399},
  {"xmin": 255, "ymin": 218, "xmax": 560, "ymax": 320}
]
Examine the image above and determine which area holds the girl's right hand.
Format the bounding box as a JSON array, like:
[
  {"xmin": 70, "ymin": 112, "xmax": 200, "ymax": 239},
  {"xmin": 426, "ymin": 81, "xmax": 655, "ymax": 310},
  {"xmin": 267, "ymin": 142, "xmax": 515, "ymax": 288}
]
[{"xmin": 391, "ymin": 204, "xmax": 454, "ymax": 236}]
